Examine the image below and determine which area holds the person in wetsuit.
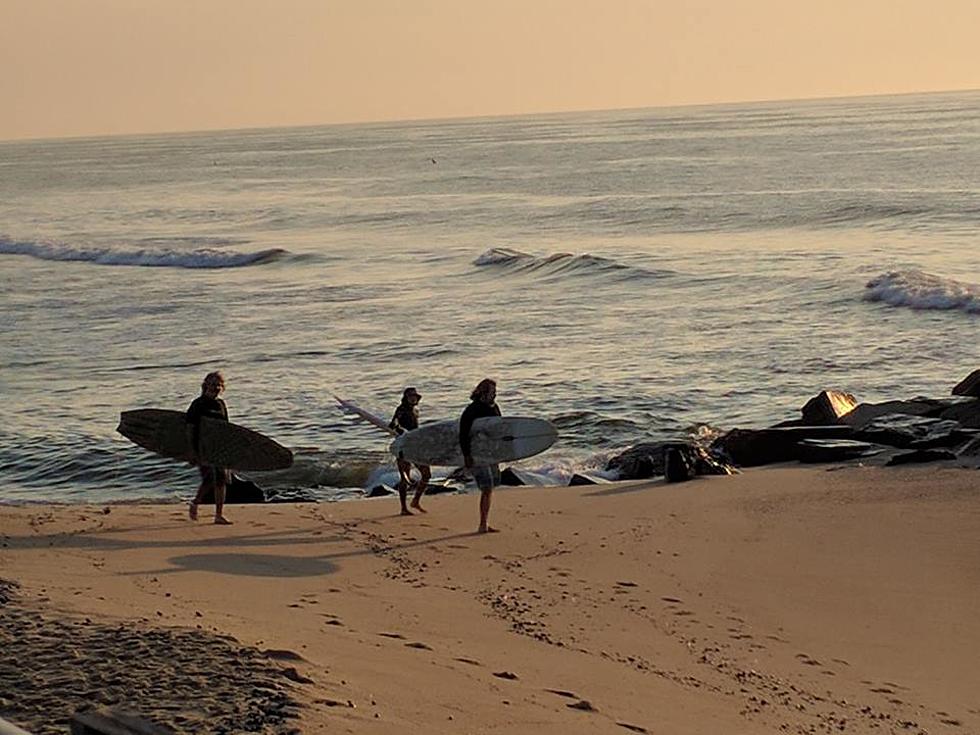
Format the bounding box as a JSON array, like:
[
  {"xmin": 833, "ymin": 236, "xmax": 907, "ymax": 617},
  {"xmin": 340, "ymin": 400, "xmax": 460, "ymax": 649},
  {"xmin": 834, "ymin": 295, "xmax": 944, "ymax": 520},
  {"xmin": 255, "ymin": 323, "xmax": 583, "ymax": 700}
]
[
  {"xmin": 459, "ymin": 378, "xmax": 502, "ymax": 533},
  {"xmin": 186, "ymin": 371, "xmax": 232, "ymax": 525},
  {"xmin": 389, "ymin": 387, "xmax": 431, "ymax": 515}
]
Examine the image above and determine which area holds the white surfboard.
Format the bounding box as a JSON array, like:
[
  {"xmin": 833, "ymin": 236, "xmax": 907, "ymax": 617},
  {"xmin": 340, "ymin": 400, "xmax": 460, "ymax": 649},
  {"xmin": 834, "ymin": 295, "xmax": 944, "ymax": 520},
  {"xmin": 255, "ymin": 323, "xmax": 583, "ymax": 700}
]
[{"xmin": 390, "ymin": 416, "xmax": 558, "ymax": 467}]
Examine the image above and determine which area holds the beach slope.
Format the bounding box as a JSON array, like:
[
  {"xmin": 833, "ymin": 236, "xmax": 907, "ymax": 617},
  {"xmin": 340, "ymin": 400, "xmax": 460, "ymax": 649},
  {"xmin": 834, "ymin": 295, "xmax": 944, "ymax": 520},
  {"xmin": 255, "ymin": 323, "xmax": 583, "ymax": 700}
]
[{"xmin": 1, "ymin": 465, "xmax": 978, "ymax": 734}]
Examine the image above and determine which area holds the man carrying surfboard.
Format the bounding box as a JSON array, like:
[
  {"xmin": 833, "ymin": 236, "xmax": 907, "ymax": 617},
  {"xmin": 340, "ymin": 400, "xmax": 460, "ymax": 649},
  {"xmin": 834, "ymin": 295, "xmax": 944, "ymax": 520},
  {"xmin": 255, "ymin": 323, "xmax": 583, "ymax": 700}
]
[
  {"xmin": 389, "ymin": 387, "xmax": 431, "ymax": 515},
  {"xmin": 460, "ymin": 378, "xmax": 502, "ymax": 533},
  {"xmin": 186, "ymin": 371, "xmax": 232, "ymax": 525}
]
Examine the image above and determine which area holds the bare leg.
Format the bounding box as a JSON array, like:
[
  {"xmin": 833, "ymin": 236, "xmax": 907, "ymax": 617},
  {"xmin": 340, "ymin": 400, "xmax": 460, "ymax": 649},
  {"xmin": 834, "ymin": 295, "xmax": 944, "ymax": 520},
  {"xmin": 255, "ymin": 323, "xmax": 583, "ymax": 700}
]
[
  {"xmin": 410, "ymin": 465, "xmax": 431, "ymax": 512},
  {"xmin": 396, "ymin": 459, "xmax": 413, "ymax": 515},
  {"xmin": 214, "ymin": 476, "xmax": 231, "ymax": 524},
  {"xmin": 478, "ymin": 488, "xmax": 494, "ymax": 533},
  {"xmin": 189, "ymin": 480, "xmax": 209, "ymax": 521}
]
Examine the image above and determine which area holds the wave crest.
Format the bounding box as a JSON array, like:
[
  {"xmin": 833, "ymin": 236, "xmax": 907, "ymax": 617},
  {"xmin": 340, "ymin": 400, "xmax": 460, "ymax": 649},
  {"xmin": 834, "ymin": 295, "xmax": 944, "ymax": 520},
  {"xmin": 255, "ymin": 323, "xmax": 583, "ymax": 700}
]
[
  {"xmin": 474, "ymin": 247, "xmax": 668, "ymax": 282},
  {"xmin": 864, "ymin": 270, "xmax": 980, "ymax": 314},
  {"xmin": 0, "ymin": 237, "xmax": 287, "ymax": 269}
]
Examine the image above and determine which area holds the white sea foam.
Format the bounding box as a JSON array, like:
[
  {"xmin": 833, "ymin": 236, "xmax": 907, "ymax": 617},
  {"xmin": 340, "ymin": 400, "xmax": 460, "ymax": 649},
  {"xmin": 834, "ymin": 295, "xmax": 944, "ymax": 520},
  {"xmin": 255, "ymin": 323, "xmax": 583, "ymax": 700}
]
[
  {"xmin": 864, "ymin": 270, "xmax": 980, "ymax": 314},
  {"xmin": 0, "ymin": 237, "xmax": 286, "ymax": 269}
]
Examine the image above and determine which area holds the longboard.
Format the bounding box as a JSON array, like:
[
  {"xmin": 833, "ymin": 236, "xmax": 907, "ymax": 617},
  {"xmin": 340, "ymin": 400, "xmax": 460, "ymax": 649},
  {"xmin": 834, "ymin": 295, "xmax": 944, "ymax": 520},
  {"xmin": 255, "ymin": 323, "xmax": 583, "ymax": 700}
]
[
  {"xmin": 117, "ymin": 409, "xmax": 293, "ymax": 471},
  {"xmin": 390, "ymin": 416, "xmax": 557, "ymax": 467}
]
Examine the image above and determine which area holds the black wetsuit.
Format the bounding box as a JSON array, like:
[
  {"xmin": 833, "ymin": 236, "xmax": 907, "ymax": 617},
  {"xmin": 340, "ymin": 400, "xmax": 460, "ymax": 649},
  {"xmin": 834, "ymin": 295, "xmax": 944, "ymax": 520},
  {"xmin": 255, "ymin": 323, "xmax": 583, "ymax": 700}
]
[
  {"xmin": 458, "ymin": 400, "xmax": 501, "ymax": 458},
  {"xmin": 186, "ymin": 395, "xmax": 228, "ymax": 481},
  {"xmin": 389, "ymin": 402, "xmax": 419, "ymax": 436}
]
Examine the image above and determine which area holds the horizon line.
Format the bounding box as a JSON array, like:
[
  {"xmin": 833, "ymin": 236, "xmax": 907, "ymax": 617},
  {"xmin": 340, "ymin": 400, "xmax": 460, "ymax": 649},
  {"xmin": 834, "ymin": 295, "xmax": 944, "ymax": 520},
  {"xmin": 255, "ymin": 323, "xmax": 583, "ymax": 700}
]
[{"xmin": 3, "ymin": 86, "xmax": 978, "ymax": 146}]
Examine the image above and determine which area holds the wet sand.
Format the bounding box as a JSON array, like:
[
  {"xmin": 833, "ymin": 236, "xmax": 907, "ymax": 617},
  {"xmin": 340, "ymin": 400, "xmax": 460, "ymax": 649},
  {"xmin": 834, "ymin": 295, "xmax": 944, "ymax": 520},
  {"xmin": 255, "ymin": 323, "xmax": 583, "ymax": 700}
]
[{"xmin": 1, "ymin": 465, "xmax": 978, "ymax": 734}]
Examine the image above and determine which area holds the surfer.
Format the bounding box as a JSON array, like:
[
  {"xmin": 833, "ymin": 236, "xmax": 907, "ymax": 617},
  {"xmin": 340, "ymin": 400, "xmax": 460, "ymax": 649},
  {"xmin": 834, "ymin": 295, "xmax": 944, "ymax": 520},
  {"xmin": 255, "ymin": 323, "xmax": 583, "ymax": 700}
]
[
  {"xmin": 460, "ymin": 378, "xmax": 502, "ymax": 533},
  {"xmin": 185, "ymin": 371, "xmax": 232, "ymax": 525},
  {"xmin": 389, "ymin": 387, "xmax": 431, "ymax": 515}
]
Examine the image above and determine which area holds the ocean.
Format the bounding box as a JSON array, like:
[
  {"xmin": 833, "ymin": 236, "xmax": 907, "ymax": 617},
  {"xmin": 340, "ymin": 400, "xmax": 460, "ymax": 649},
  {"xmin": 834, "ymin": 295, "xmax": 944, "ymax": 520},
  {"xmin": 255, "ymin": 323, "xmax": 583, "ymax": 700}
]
[{"xmin": 1, "ymin": 90, "xmax": 978, "ymax": 503}]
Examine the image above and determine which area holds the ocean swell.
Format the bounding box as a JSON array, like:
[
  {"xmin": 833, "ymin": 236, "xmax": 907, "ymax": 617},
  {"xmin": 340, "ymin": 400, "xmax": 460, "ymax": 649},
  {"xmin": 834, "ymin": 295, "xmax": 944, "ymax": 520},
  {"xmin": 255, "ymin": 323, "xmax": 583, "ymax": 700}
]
[
  {"xmin": 864, "ymin": 270, "xmax": 980, "ymax": 314},
  {"xmin": 0, "ymin": 237, "xmax": 287, "ymax": 269},
  {"xmin": 474, "ymin": 247, "xmax": 667, "ymax": 282}
]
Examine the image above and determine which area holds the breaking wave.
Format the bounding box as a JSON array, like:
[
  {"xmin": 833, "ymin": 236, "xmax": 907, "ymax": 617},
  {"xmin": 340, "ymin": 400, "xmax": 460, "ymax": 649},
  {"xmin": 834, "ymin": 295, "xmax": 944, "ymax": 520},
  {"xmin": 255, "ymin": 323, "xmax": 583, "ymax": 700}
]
[
  {"xmin": 864, "ymin": 270, "xmax": 980, "ymax": 314},
  {"xmin": 0, "ymin": 237, "xmax": 287, "ymax": 269},
  {"xmin": 474, "ymin": 247, "xmax": 669, "ymax": 281}
]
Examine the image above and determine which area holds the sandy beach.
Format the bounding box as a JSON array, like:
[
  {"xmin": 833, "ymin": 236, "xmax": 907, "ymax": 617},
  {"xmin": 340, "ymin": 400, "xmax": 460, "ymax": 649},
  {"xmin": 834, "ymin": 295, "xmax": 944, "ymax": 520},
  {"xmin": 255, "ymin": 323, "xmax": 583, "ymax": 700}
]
[{"xmin": 1, "ymin": 465, "xmax": 978, "ymax": 734}]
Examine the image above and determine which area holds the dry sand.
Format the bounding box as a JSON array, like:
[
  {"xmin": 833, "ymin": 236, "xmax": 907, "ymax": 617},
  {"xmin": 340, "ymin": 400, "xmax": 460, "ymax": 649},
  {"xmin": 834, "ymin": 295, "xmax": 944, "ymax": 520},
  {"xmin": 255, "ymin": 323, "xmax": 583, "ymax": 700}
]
[{"xmin": 1, "ymin": 465, "xmax": 978, "ymax": 734}]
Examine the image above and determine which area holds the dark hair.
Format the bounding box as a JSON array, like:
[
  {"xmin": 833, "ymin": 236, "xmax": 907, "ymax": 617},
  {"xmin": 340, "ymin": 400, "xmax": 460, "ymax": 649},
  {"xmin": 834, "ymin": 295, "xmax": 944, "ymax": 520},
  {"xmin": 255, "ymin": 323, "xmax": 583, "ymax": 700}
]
[{"xmin": 470, "ymin": 378, "xmax": 496, "ymax": 402}]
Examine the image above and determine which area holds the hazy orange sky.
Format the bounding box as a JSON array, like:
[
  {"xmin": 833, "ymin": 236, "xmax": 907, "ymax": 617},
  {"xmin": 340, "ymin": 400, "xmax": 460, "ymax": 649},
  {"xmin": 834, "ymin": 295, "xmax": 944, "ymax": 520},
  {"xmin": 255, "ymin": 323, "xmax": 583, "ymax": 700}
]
[{"xmin": 2, "ymin": 0, "xmax": 978, "ymax": 141}]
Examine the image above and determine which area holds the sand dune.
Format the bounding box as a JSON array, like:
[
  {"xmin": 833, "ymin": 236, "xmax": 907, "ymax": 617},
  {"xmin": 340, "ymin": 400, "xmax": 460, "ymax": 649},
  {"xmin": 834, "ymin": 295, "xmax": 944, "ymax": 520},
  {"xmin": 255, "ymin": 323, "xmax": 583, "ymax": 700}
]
[{"xmin": 1, "ymin": 465, "xmax": 978, "ymax": 734}]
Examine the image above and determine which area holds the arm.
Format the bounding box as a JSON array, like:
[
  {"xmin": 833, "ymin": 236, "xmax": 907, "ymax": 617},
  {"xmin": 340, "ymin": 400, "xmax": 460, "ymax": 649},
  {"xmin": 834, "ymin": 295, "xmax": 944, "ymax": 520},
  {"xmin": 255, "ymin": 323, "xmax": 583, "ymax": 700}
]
[
  {"xmin": 185, "ymin": 401, "xmax": 202, "ymax": 464},
  {"xmin": 459, "ymin": 405, "xmax": 475, "ymax": 466}
]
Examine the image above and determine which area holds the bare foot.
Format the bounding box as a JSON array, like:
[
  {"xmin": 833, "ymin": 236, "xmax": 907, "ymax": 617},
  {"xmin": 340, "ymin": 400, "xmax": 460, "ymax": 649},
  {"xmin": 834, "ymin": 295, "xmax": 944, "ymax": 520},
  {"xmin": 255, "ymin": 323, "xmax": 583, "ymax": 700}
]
[
  {"xmin": 409, "ymin": 502, "xmax": 427, "ymax": 513},
  {"xmin": 400, "ymin": 508, "xmax": 413, "ymax": 516},
  {"xmin": 188, "ymin": 502, "xmax": 198, "ymax": 521},
  {"xmin": 214, "ymin": 516, "xmax": 232, "ymax": 525},
  {"xmin": 477, "ymin": 526, "xmax": 500, "ymax": 534}
]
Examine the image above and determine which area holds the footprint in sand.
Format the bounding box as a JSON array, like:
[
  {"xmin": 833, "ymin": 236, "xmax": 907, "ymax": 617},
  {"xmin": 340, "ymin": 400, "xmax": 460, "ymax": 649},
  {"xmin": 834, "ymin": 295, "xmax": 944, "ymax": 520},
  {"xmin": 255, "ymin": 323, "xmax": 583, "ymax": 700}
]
[
  {"xmin": 617, "ymin": 724, "xmax": 649, "ymax": 733},
  {"xmin": 455, "ymin": 657, "xmax": 481, "ymax": 666},
  {"xmin": 378, "ymin": 632, "xmax": 406, "ymax": 640},
  {"xmin": 493, "ymin": 671, "xmax": 519, "ymax": 680},
  {"xmin": 262, "ymin": 649, "xmax": 306, "ymax": 662},
  {"xmin": 567, "ymin": 700, "xmax": 598, "ymax": 712},
  {"xmin": 544, "ymin": 689, "xmax": 583, "ymax": 701},
  {"xmin": 405, "ymin": 642, "xmax": 433, "ymax": 651}
]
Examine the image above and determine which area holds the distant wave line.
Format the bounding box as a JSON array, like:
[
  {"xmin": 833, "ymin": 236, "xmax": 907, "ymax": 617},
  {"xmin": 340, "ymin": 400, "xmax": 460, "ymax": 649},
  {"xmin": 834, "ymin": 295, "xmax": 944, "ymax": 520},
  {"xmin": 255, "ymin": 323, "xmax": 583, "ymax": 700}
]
[{"xmin": 0, "ymin": 236, "xmax": 288, "ymax": 269}]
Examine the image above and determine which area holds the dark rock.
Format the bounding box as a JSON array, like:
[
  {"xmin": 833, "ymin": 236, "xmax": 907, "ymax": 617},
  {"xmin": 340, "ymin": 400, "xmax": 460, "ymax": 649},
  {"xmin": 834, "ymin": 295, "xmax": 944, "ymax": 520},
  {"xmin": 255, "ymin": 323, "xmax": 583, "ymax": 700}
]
[
  {"xmin": 606, "ymin": 441, "xmax": 736, "ymax": 479},
  {"xmin": 605, "ymin": 442, "xmax": 663, "ymax": 479},
  {"xmin": 800, "ymin": 390, "xmax": 858, "ymax": 425},
  {"xmin": 839, "ymin": 400, "xmax": 938, "ymax": 428},
  {"xmin": 886, "ymin": 449, "xmax": 957, "ymax": 466},
  {"xmin": 958, "ymin": 435, "xmax": 980, "ymax": 458},
  {"xmin": 952, "ymin": 369, "xmax": 980, "ymax": 397},
  {"xmin": 937, "ymin": 398, "xmax": 980, "ymax": 428},
  {"xmin": 197, "ymin": 474, "xmax": 265, "ymax": 504},
  {"xmin": 500, "ymin": 468, "xmax": 552, "ymax": 486},
  {"xmin": 422, "ymin": 482, "xmax": 457, "ymax": 495},
  {"xmin": 568, "ymin": 473, "xmax": 610, "ymax": 486},
  {"xmin": 664, "ymin": 447, "xmax": 692, "ymax": 482},
  {"xmin": 710, "ymin": 429, "xmax": 802, "ymax": 467},
  {"xmin": 853, "ymin": 415, "xmax": 970, "ymax": 449},
  {"xmin": 796, "ymin": 439, "xmax": 881, "ymax": 463},
  {"xmin": 367, "ymin": 484, "xmax": 395, "ymax": 498}
]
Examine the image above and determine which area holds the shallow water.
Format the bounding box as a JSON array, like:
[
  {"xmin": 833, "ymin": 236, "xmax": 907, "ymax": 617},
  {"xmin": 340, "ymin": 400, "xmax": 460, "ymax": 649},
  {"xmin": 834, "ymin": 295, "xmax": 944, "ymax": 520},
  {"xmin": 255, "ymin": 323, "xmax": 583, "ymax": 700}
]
[{"xmin": 1, "ymin": 90, "xmax": 978, "ymax": 502}]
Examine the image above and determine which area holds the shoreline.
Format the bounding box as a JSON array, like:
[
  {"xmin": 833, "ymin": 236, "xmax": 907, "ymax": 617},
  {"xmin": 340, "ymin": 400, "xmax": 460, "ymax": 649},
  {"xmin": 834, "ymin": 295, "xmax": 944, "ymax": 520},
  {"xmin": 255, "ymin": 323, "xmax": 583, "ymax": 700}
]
[{"xmin": 2, "ymin": 464, "xmax": 978, "ymax": 733}]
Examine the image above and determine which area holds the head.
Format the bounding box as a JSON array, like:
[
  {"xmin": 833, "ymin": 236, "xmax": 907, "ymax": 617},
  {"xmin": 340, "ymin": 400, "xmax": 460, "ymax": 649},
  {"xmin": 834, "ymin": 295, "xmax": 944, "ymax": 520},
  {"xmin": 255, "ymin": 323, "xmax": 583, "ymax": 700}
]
[
  {"xmin": 202, "ymin": 371, "xmax": 225, "ymax": 398},
  {"xmin": 470, "ymin": 378, "xmax": 496, "ymax": 404},
  {"xmin": 402, "ymin": 387, "xmax": 421, "ymax": 404}
]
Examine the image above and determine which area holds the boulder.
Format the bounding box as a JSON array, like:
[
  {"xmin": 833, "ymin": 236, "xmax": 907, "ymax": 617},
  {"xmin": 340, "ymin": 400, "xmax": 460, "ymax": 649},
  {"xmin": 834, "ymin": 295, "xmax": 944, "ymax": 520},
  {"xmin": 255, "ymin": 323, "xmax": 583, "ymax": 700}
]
[
  {"xmin": 853, "ymin": 415, "xmax": 970, "ymax": 449},
  {"xmin": 663, "ymin": 447, "xmax": 692, "ymax": 482},
  {"xmin": 606, "ymin": 441, "xmax": 736, "ymax": 479},
  {"xmin": 605, "ymin": 442, "xmax": 664, "ymax": 479},
  {"xmin": 367, "ymin": 484, "xmax": 395, "ymax": 497},
  {"xmin": 800, "ymin": 390, "xmax": 858, "ymax": 425},
  {"xmin": 568, "ymin": 473, "xmax": 610, "ymax": 486},
  {"xmin": 937, "ymin": 398, "xmax": 980, "ymax": 428},
  {"xmin": 500, "ymin": 467, "xmax": 552, "ymax": 486},
  {"xmin": 196, "ymin": 474, "xmax": 265, "ymax": 504},
  {"xmin": 838, "ymin": 400, "xmax": 937, "ymax": 428},
  {"xmin": 952, "ymin": 369, "xmax": 980, "ymax": 397},
  {"xmin": 886, "ymin": 449, "xmax": 957, "ymax": 466},
  {"xmin": 796, "ymin": 439, "xmax": 881, "ymax": 463}
]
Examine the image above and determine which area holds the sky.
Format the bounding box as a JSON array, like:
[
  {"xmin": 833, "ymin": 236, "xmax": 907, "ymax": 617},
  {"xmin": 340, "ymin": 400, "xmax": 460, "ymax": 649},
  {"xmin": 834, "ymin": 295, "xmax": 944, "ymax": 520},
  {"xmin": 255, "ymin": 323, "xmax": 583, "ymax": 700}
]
[{"xmin": 2, "ymin": 0, "xmax": 978, "ymax": 141}]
